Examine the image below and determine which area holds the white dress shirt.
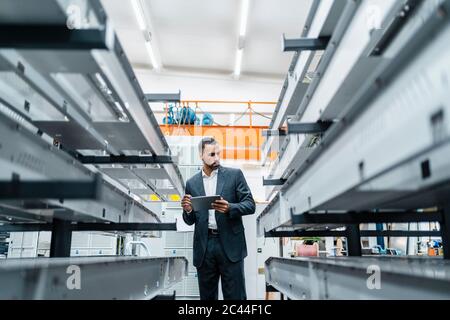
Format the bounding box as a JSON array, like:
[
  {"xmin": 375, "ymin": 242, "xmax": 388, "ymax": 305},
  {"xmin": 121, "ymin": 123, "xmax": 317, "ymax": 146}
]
[{"xmin": 202, "ymin": 169, "xmax": 218, "ymax": 230}]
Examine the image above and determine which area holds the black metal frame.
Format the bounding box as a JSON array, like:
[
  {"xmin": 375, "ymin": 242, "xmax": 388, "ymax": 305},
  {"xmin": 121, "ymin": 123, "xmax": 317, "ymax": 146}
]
[
  {"xmin": 145, "ymin": 92, "xmax": 181, "ymax": 103},
  {"xmin": 287, "ymin": 120, "xmax": 333, "ymax": 135},
  {"xmin": 263, "ymin": 178, "xmax": 287, "ymax": 186},
  {"xmin": 0, "ymin": 222, "xmax": 177, "ymax": 233},
  {"xmin": 265, "ymin": 230, "xmax": 442, "ymax": 238},
  {"xmin": 291, "ymin": 210, "xmax": 444, "ymax": 224},
  {"xmin": 50, "ymin": 219, "xmax": 72, "ymax": 258},
  {"xmin": 75, "ymin": 154, "xmax": 174, "ymax": 165},
  {"xmin": 282, "ymin": 35, "xmax": 331, "ymax": 52},
  {"xmin": 0, "ymin": 26, "xmax": 110, "ymax": 50},
  {"xmin": 0, "ymin": 174, "xmax": 102, "ymax": 200}
]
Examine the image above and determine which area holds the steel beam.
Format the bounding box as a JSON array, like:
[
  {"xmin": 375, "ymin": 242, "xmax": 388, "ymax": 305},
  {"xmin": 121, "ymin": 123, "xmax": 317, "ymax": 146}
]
[
  {"xmin": 265, "ymin": 230, "xmax": 442, "ymax": 238},
  {"xmin": 0, "ymin": 222, "xmax": 177, "ymax": 232},
  {"xmin": 0, "ymin": 174, "xmax": 102, "ymax": 200},
  {"xmin": 282, "ymin": 36, "xmax": 331, "ymax": 52},
  {"xmin": 287, "ymin": 120, "xmax": 333, "ymax": 134},
  {"xmin": 291, "ymin": 211, "xmax": 444, "ymax": 225},
  {"xmin": 72, "ymin": 222, "xmax": 177, "ymax": 232},
  {"xmin": 75, "ymin": 155, "xmax": 175, "ymax": 165},
  {"xmin": 0, "ymin": 26, "xmax": 110, "ymax": 50},
  {"xmin": 50, "ymin": 218, "xmax": 72, "ymax": 258},
  {"xmin": 263, "ymin": 178, "xmax": 287, "ymax": 187},
  {"xmin": 145, "ymin": 92, "xmax": 181, "ymax": 103}
]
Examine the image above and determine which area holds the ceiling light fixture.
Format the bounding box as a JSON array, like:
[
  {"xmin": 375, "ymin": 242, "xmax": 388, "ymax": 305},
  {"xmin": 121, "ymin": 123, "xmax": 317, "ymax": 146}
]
[
  {"xmin": 131, "ymin": 0, "xmax": 146, "ymax": 31},
  {"xmin": 234, "ymin": 0, "xmax": 250, "ymax": 78},
  {"xmin": 239, "ymin": 0, "xmax": 250, "ymax": 37},
  {"xmin": 145, "ymin": 40, "xmax": 160, "ymax": 71},
  {"xmin": 234, "ymin": 49, "xmax": 243, "ymax": 78},
  {"xmin": 131, "ymin": 0, "xmax": 160, "ymax": 70}
]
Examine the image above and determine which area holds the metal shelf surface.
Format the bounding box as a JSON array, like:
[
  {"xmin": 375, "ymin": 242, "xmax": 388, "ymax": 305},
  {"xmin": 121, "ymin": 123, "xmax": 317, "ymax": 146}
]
[
  {"xmin": 265, "ymin": 256, "xmax": 450, "ymax": 299},
  {"xmin": 0, "ymin": 256, "xmax": 188, "ymax": 299},
  {"xmin": 258, "ymin": 0, "xmax": 450, "ymax": 235},
  {"xmin": 0, "ymin": 97, "xmax": 160, "ymax": 227},
  {"xmin": 0, "ymin": 0, "xmax": 184, "ymax": 198},
  {"xmin": 262, "ymin": 0, "xmax": 346, "ymax": 165}
]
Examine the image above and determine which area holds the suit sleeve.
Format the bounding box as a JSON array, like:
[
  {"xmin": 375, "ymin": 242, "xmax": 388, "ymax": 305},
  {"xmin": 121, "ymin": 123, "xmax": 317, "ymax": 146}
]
[
  {"xmin": 228, "ymin": 169, "xmax": 256, "ymax": 219},
  {"xmin": 182, "ymin": 182, "xmax": 197, "ymax": 226}
]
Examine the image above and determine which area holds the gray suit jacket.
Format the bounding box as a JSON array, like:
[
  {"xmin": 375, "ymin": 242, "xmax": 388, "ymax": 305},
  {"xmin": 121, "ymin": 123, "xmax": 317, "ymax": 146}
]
[{"xmin": 182, "ymin": 166, "xmax": 256, "ymax": 268}]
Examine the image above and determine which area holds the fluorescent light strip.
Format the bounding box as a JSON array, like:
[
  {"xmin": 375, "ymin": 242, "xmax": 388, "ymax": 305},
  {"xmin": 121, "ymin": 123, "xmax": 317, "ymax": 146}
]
[
  {"xmin": 131, "ymin": 0, "xmax": 160, "ymax": 70},
  {"xmin": 239, "ymin": 0, "xmax": 250, "ymax": 37},
  {"xmin": 145, "ymin": 41, "xmax": 160, "ymax": 70},
  {"xmin": 234, "ymin": 49, "xmax": 243, "ymax": 77},
  {"xmin": 234, "ymin": 0, "xmax": 250, "ymax": 77},
  {"xmin": 131, "ymin": 0, "xmax": 147, "ymax": 30}
]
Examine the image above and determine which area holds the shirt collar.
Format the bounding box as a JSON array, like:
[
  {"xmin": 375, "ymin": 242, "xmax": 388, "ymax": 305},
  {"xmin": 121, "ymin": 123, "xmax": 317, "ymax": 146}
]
[{"xmin": 202, "ymin": 168, "xmax": 218, "ymax": 178}]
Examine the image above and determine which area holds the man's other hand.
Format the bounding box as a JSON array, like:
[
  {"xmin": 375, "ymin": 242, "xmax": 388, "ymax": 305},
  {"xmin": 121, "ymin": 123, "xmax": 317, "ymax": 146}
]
[
  {"xmin": 212, "ymin": 197, "xmax": 230, "ymax": 213},
  {"xmin": 182, "ymin": 195, "xmax": 193, "ymax": 213}
]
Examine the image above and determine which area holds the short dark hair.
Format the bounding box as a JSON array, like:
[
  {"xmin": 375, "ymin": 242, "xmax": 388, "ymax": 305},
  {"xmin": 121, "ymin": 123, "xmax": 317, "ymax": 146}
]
[{"xmin": 199, "ymin": 137, "xmax": 217, "ymax": 154}]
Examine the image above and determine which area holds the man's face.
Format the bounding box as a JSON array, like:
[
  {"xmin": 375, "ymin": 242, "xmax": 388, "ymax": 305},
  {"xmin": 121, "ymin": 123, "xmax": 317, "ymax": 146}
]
[{"xmin": 201, "ymin": 143, "xmax": 221, "ymax": 170}]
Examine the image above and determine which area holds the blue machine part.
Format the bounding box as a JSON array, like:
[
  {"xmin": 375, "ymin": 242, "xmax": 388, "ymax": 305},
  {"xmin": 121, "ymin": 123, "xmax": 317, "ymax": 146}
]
[
  {"xmin": 177, "ymin": 107, "xmax": 197, "ymax": 125},
  {"xmin": 202, "ymin": 113, "xmax": 214, "ymax": 126},
  {"xmin": 163, "ymin": 104, "xmax": 176, "ymax": 124}
]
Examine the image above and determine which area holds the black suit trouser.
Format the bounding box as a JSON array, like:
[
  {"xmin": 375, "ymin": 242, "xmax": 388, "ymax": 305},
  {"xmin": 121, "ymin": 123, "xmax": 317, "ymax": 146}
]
[{"xmin": 196, "ymin": 234, "xmax": 246, "ymax": 300}]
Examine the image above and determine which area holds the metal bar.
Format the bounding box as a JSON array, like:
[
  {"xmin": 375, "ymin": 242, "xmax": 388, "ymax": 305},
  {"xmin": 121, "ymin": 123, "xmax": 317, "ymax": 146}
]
[
  {"xmin": 291, "ymin": 211, "xmax": 443, "ymax": 224},
  {"xmin": 346, "ymin": 225, "xmax": 362, "ymax": 256},
  {"xmin": 442, "ymin": 205, "xmax": 450, "ymax": 260},
  {"xmin": 266, "ymin": 230, "xmax": 348, "ymax": 238},
  {"xmin": 370, "ymin": 0, "xmax": 424, "ymax": 56},
  {"xmin": 0, "ymin": 223, "xmax": 177, "ymax": 232},
  {"xmin": 76, "ymin": 155, "xmax": 175, "ymax": 165},
  {"xmin": 0, "ymin": 224, "xmax": 52, "ymax": 232},
  {"xmin": 146, "ymin": 92, "xmax": 181, "ymax": 103},
  {"xmin": 287, "ymin": 120, "xmax": 333, "ymax": 134},
  {"xmin": 282, "ymin": 36, "xmax": 331, "ymax": 52},
  {"xmin": 0, "ymin": 256, "xmax": 188, "ymax": 299},
  {"xmin": 49, "ymin": 219, "xmax": 72, "ymax": 258},
  {"xmin": 361, "ymin": 230, "xmax": 442, "ymax": 237},
  {"xmin": 0, "ymin": 26, "xmax": 110, "ymax": 50},
  {"xmin": 0, "ymin": 174, "xmax": 101, "ymax": 200},
  {"xmin": 265, "ymin": 229, "xmax": 440, "ymax": 238},
  {"xmin": 72, "ymin": 223, "xmax": 177, "ymax": 232},
  {"xmin": 180, "ymin": 100, "xmax": 276, "ymax": 105},
  {"xmin": 262, "ymin": 129, "xmax": 287, "ymax": 137},
  {"xmin": 263, "ymin": 178, "xmax": 287, "ymax": 187}
]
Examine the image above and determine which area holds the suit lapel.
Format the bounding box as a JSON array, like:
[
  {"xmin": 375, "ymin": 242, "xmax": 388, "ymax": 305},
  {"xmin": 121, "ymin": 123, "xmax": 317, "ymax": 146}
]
[
  {"xmin": 215, "ymin": 166, "xmax": 226, "ymax": 196},
  {"xmin": 197, "ymin": 171, "xmax": 206, "ymax": 197}
]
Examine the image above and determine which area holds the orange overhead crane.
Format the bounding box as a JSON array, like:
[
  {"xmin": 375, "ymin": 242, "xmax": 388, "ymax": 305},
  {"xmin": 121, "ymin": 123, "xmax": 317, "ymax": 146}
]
[{"xmin": 160, "ymin": 100, "xmax": 277, "ymax": 161}]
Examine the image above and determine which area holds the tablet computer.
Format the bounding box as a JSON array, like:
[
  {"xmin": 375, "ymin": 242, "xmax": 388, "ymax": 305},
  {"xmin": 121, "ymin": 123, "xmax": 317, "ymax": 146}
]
[{"xmin": 191, "ymin": 195, "xmax": 221, "ymax": 211}]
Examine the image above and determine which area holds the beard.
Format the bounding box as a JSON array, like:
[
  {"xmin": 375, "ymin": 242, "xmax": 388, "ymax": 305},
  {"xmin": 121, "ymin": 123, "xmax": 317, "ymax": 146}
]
[{"xmin": 204, "ymin": 160, "xmax": 220, "ymax": 170}]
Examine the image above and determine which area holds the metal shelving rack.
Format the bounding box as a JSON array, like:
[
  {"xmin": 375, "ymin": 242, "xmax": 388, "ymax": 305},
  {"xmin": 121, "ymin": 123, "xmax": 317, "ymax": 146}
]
[
  {"xmin": 0, "ymin": 0, "xmax": 187, "ymax": 299},
  {"xmin": 259, "ymin": 0, "xmax": 450, "ymax": 299}
]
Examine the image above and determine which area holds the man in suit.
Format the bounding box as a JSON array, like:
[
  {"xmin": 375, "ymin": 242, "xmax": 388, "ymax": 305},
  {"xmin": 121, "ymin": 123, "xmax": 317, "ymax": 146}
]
[{"xmin": 181, "ymin": 137, "xmax": 255, "ymax": 300}]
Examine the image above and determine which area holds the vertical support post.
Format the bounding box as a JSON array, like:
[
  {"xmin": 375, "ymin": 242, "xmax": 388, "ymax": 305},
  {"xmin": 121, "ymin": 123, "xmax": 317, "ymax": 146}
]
[
  {"xmin": 50, "ymin": 218, "xmax": 72, "ymax": 257},
  {"xmin": 346, "ymin": 224, "xmax": 362, "ymax": 257},
  {"xmin": 248, "ymin": 102, "xmax": 253, "ymax": 128},
  {"xmin": 442, "ymin": 205, "xmax": 450, "ymax": 260},
  {"xmin": 279, "ymin": 238, "xmax": 284, "ymax": 300},
  {"xmin": 132, "ymin": 234, "xmax": 138, "ymax": 256}
]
